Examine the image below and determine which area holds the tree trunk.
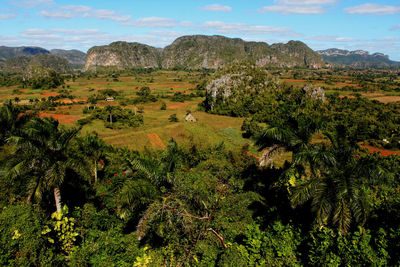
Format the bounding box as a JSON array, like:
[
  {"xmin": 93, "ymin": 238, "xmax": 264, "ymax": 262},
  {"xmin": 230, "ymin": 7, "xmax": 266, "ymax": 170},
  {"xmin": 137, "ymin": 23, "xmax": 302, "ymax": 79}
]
[
  {"xmin": 109, "ymin": 113, "xmax": 112, "ymax": 124},
  {"xmin": 94, "ymin": 159, "xmax": 98, "ymax": 184},
  {"xmin": 54, "ymin": 187, "xmax": 62, "ymax": 213}
]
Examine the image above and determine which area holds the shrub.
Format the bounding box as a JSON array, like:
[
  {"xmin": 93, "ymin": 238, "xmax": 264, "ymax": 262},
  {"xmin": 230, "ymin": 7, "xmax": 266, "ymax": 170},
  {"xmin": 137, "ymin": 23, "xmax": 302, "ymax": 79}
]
[
  {"xmin": 169, "ymin": 114, "xmax": 179, "ymax": 122},
  {"xmin": 0, "ymin": 205, "xmax": 64, "ymax": 265}
]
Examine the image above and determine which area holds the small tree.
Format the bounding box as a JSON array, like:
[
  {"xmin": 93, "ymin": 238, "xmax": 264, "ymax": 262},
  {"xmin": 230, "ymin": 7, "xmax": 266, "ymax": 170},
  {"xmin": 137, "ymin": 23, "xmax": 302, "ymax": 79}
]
[
  {"xmin": 137, "ymin": 87, "xmax": 151, "ymax": 97},
  {"xmin": 160, "ymin": 102, "xmax": 167, "ymax": 110},
  {"xmin": 168, "ymin": 114, "xmax": 178, "ymax": 122}
]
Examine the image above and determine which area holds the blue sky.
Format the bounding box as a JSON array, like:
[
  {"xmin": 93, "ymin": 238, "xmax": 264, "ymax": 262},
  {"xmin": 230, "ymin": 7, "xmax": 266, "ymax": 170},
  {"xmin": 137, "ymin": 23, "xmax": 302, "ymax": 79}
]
[{"xmin": 0, "ymin": 0, "xmax": 399, "ymax": 60}]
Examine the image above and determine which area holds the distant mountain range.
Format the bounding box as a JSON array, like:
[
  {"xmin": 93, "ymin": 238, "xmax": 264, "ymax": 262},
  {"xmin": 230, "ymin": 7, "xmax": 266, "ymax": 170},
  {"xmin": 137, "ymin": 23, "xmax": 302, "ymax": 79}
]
[
  {"xmin": 2, "ymin": 54, "xmax": 72, "ymax": 73},
  {"xmin": 317, "ymin": 48, "xmax": 400, "ymax": 69},
  {"xmin": 0, "ymin": 46, "xmax": 86, "ymax": 66},
  {"xmin": 0, "ymin": 37, "xmax": 399, "ymax": 72}
]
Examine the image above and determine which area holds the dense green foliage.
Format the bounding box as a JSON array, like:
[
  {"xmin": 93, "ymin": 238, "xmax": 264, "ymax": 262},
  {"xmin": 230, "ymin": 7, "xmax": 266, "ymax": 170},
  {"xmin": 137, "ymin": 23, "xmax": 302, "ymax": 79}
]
[
  {"xmin": 23, "ymin": 65, "xmax": 64, "ymax": 89},
  {"xmin": 0, "ymin": 63, "xmax": 399, "ymax": 266}
]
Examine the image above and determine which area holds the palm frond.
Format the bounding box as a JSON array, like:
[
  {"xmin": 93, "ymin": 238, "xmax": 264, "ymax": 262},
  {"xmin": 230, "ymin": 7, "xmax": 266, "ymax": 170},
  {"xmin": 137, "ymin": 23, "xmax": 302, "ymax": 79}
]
[
  {"xmin": 333, "ymin": 198, "xmax": 352, "ymax": 235},
  {"xmin": 118, "ymin": 179, "xmax": 161, "ymax": 218}
]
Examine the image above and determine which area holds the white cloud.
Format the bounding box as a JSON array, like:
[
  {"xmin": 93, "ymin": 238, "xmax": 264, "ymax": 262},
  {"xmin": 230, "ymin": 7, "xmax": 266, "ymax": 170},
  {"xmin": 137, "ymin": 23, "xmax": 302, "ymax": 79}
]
[
  {"xmin": 11, "ymin": 0, "xmax": 54, "ymax": 8},
  {"xmin": 277, "ymin": 0, "xmax": 335, "ymax": 4},
  {"xmin": 307, "ymin": 35, "xmax": 359, "ymax": 42},
  {"xmin": 373, "ymin": 37, "xmax": 400, "ymax": 42},
  {"xmin": 61, "ymin": 5, "xmax": 92, "ymax": 13},
  {"xmin": 90, "ymin": 9, "xmax": 131, "ymax": 22},
  {"xmin": 391, "ymin": 25, "xmax": 400, "ymax": 31},
  {"xmin": 0, "ymin": 35, "xmax": 20, "ymax": 45},
  {"xmin": 200, "ymin": 4, "xmax": 232, "ymax": 12},
  {"xmin": 123, "ymin": 17, "xmax": 179, "ymax": 28},
  {"xmin": 123, "ymin": 17, "xmax": 193, "ymax": 28},
  {"xmin": 38, "ymin": 5, "xmax": 131, "ymax": 22},
  {"xmin": 39, "ymin": 10, "xmax": 76, "ymax": 19},
  {"xmin": 0, "ymin": 13, "xmax": 16, "ymax": 19},
  {"xmin": 344, "ymin": 4, "xmax": 400, "ymax": 15},
  {"xmin": 23, "ymin": 28, "xmax": 101, "ymax": 36},
  {"xmin": 203, "ymin": 21, "xmax": 299, "ymax": 36},
  {"xmin": 4, "ymin": 28, "xmax": 192, "ymax": 51},
  {"xmin": 258, "ymin": 5, "xmax": 325, "ymax": 14},
  {"xmin": 258, "ymin": 0, "xmax": 336, "ymax": 15}
]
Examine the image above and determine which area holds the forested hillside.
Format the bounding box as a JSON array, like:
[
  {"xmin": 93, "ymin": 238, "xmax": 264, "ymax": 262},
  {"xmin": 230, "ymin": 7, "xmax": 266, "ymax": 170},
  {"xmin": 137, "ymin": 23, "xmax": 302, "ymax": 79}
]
[{"xmin": 84, "ymin": 35, "xmax": 325, "ymax": 71}]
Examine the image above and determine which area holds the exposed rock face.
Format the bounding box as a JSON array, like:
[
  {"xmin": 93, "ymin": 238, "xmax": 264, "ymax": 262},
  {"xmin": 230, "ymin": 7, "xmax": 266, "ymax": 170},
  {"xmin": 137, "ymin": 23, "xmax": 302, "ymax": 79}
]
[
  {"xmin": 270, "ymin": 41, "xmax": 324, "ymax": 68},
  {"xmin": 84, "ymin": 35, "xmax": 325, "ymax": 71},
  {"xmin": 83, "ymin": 41, "xmax": 161, "ymax": 71},
  {"xmin": 302, "ymin": 85, "xmax": 325, "ymax": 101},
  {"xmin": 318, "ymin": 48, "xmax": 400, "ymax": 69},
  {"xmin": 205, "ymin": 63, "xmax": 279, "ymax": 110}
]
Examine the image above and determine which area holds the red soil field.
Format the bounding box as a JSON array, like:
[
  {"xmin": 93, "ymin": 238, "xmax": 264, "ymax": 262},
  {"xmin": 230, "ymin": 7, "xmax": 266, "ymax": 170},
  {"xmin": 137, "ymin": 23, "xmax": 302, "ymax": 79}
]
[
  {"xmin": 147, "ymin": 133, "xmax": 166, "ymax": 148},
  {"xmin": 337, "ymin": 83, "xmax": 362, "ymax": 88},
  {"xmin": 40, "ymin": 93, "xmax": 60, "ymax": 97},
  {"xmin": 38, "ymin": 113, "xmax": 77, "ymax": 124},
  {"xmin": 282, "ymin": 79, "xmax": 307, "ymax": 82},
  {"xmin": 361, "ymin": 145, "xmax": 400, "ymax": 157},
  {"xmin": 168, "ymin": 102, "xmax": 189, "ymax": 109}
]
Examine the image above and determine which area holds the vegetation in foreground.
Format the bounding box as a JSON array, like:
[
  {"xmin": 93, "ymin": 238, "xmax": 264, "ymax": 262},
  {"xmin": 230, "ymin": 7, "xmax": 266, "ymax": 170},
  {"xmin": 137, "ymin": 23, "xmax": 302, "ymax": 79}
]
[{"xmin": 0, "ymin": 64, "xmax": 399, "ymax": 266}]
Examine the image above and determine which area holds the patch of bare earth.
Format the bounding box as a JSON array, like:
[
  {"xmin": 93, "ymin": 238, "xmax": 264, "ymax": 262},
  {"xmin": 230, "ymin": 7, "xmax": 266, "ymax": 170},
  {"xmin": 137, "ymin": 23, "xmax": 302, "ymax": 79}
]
[
  {"xmin": 371, "ymin": 96, "xmax": 400, "ymax": 104},
  {"xmin": 147, "ymin": 133, "xmax": 166, "ymax": 148},
  {"xmin": 361, "ymin": 145, "xmax": 400, "ymax": 157},
  {"xmin": 38, "ymin": 113, "xmax": 78, "ymax": 124},
  {"xmin": 168, "ymin": 102, "xmax": 189, "ymax": 109}
]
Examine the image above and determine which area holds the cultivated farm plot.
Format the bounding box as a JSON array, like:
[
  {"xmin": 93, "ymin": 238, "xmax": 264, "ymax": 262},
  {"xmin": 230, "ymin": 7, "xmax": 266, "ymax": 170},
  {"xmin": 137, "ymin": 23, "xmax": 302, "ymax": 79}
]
[{"xmin": 1, "ymin": 70, "xmax": 399, "ymax": 159}]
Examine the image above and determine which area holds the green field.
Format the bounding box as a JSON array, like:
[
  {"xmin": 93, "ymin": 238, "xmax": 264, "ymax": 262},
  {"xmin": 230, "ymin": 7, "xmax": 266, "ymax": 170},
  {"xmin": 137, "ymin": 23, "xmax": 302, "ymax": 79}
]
[{"xmin": 1, "ymin": 69, "xmax": 399, "ymax": 158}]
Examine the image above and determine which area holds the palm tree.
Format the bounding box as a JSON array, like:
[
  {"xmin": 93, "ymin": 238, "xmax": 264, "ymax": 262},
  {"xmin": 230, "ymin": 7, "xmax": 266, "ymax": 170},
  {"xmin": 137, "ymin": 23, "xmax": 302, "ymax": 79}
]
[
  {"xmin": 117, "ymin": 140, "xmax": 180, "ymax": 225},
  {"xmin": 76, "ymin": 132, "xmax": 108, "ymax": 184},
  {"xmin": 290, "ymin": 126, "xmax": 385, "ymax": 235},
  {"xmin": 256, "ymin": 111, "xmax": 322, "ymax": 167},
  {"xmin": 6, "ymin": 117, "xmax": 83, "ymax": 212},
  {"xmin": 0, "ymin": 100, "xmax": 30, "ymax": 145}
]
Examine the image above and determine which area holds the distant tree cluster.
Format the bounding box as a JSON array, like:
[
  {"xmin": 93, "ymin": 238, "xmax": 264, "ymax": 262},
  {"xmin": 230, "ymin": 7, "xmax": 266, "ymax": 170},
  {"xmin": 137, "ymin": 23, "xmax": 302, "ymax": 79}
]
[{"xmin": 80, "ymin": 105, "xmax": 143, "ymax": 129}]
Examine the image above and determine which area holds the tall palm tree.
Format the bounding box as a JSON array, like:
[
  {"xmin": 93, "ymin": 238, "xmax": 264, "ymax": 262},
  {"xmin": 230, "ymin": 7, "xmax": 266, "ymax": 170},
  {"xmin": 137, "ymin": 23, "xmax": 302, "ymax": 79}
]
[
  {"xmin": 6, "ymin": 117, "xmax": 83, "ymax": 212},
  {"xmin": 76, "ymin": 132, "xmax": 108, "ymax": 184},
  {"xmin": 290, "ymin": 126, "xmax": 385, "ymax": 235}
]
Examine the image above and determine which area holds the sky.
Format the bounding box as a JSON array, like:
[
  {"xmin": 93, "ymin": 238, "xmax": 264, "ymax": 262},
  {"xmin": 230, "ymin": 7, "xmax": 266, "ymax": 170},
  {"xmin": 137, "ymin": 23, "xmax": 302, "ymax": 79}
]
[{"xmin": 0, "ymin": 0, "xmax": 399, "ymax": 60}]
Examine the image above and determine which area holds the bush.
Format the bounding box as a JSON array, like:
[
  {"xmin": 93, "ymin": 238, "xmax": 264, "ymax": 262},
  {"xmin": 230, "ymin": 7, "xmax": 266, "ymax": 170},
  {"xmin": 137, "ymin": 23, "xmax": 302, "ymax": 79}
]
[
  {"xmin": 169, "ymin": 114, "xmax": 179, "ymax": 122},
  {"xmin": 0, "ymin": 205, "xmax": 64, "ymax": 265}
]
